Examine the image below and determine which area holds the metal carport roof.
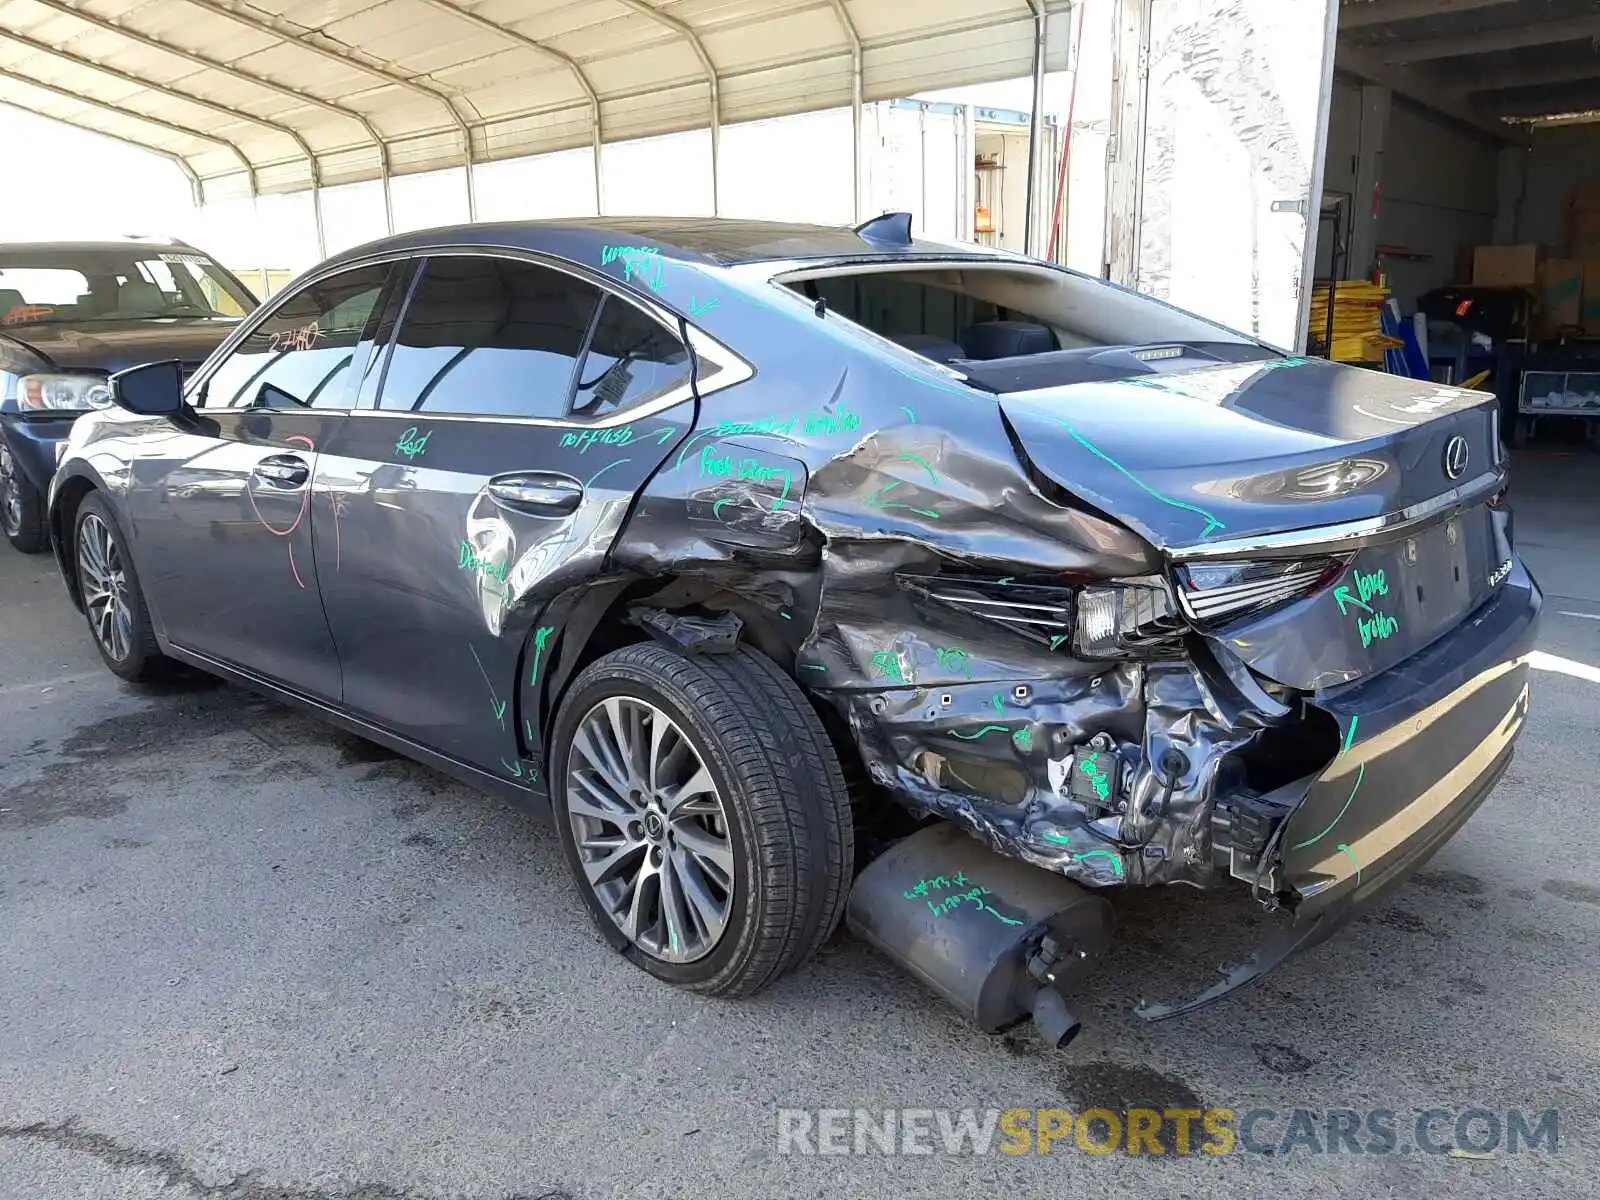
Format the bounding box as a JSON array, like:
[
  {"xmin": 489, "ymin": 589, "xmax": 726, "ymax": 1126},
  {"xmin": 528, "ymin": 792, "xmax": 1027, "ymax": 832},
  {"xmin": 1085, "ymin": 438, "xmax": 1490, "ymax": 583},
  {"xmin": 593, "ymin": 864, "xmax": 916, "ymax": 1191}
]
[{"xmin": 0, "ymin": 0, "xmax": 1073, "ymax": 238}]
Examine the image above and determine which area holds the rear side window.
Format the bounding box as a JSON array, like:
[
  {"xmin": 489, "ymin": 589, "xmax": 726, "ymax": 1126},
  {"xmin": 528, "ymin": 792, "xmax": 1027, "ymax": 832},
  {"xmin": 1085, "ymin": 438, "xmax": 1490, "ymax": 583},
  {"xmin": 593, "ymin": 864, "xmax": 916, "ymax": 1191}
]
[
  {"xmin": 202, "ymin": 263, "xmax": 390, "ymax": 409},
  {"xmin": 377, "ymin": 256, "xmax": 599, "ymax": 418},
  {"xmin": 570, "ymin": 296, "xmax": 691, "ymax": 418}
]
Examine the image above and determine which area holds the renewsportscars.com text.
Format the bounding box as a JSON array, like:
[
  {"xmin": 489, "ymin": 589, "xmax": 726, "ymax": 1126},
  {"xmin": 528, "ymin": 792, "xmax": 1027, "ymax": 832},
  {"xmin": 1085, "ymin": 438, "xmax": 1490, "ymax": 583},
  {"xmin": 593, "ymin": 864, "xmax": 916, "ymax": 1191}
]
[{"xmin": 776, "ymin": 1106, "xmax": 1560, "ymax": 1157}]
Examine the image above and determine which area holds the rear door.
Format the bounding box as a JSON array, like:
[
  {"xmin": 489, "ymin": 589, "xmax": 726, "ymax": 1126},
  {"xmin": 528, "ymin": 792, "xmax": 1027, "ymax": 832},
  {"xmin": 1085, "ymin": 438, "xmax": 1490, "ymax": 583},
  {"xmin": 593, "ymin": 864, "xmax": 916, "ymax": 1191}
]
[
  {"xmin": 129, "ymin": 261, "xmax": 399, "ymax": 699},
  {"xmin": 1107, "ymin": 0, "xmax": 1338, "ymax": 350},
  {"xmin": 314, "ymin": 251, "xmax": 697, "ymax": 780}
]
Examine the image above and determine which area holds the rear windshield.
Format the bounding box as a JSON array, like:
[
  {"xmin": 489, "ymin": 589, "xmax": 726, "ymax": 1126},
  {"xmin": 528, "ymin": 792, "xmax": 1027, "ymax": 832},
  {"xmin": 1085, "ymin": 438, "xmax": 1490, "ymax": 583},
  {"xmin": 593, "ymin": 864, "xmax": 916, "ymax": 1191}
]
[
  {"xmin": 781, "ymin": 263, "xmax": 1279, "ymax": 392},
  {"xmin": 0, "ymin": 248, "xmax": 255, "ymax": 326}
]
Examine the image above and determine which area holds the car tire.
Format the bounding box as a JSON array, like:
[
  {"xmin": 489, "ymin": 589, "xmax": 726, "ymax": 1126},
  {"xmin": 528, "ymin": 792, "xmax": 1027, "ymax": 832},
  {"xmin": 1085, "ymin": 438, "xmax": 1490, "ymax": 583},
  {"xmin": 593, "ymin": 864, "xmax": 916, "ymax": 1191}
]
[
  {"xmin": 0, "ymin": 440, "xmax": 48, "ymax": 554},
  {"xmin": 73, "ymin": 492, "xmax": 171, "ymax": 683},
  {"xmin": 550, "ymin": 641, "xmax": 854, "ymax": 997}
]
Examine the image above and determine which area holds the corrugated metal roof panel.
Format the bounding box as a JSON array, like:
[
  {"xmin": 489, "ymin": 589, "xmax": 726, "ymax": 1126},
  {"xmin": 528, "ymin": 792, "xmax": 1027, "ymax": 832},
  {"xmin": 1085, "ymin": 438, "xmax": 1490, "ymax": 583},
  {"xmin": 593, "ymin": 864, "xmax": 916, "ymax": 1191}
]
[{"xmin": 0, "ymin": 0, "xmax": 1073, "ymax": 199}]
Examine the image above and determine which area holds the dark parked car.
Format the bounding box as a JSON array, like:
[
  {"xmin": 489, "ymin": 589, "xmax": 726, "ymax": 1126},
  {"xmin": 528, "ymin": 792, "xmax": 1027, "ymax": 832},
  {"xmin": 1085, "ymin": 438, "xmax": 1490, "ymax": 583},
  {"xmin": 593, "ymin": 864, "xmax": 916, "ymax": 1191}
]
[
  {"xmin": 48, "ymin": 216, "xmax": 1537, "ymax": 1039},
  {"xmin": 0, "ymin": 238, "xmax": 256, "ymax": 552}
]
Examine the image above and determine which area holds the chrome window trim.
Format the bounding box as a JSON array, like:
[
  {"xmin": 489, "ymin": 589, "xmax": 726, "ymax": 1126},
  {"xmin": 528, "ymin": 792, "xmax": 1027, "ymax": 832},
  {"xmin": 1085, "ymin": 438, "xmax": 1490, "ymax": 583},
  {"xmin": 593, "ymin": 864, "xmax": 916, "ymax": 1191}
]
[
  {"xmin": 1168, "ymin": 468, "xmax": 1506, "ymax": 563},
  {"xmin": 188, "ymin": 243, "xmax": 753, "ymax": 428}
]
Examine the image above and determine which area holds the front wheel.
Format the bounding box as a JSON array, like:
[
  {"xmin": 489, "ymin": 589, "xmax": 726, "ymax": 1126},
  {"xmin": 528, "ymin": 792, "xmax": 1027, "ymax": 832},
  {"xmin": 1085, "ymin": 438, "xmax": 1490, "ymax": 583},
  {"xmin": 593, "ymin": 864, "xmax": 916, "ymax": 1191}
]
[
  {"xmin": 0, "ymin": 439, "xmax": 47, "ymax": 553},
  {"xmin": 74, "ymin": 493, "xmax": 171, "ymax": 682},
  {"xmin": 550, "ymin": 642, "xmax": 854, "ymax": 997}
]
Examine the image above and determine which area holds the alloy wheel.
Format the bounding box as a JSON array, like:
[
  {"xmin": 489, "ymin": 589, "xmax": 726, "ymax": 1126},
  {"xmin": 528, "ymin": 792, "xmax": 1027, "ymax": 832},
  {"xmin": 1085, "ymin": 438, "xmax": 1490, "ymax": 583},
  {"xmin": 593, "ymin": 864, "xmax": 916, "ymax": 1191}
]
[
  {"xmin": 78, "ymin": 512, "xmax": 133, "ymax": 662},
  {"xmin": 564, "ymin": 697, "xmax": 735, "ymax": 964},
  {"xmin": 0, "ymin": 443, "xmax": 21, "ymax": 538}
]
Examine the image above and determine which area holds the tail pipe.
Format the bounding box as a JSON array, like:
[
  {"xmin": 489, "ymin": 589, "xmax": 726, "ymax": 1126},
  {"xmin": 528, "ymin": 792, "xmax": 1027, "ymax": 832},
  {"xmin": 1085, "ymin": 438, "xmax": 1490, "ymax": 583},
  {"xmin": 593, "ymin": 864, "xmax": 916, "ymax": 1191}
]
[{"xmin": 847, "ymin": 823, "xmax": 1115, "ymax": 1047}]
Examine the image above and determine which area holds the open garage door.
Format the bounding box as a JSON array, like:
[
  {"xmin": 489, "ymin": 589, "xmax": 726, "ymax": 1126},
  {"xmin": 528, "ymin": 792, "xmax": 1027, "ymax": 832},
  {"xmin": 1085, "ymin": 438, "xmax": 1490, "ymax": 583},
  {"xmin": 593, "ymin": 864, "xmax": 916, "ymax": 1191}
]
[{"xmin": 1107, "ymin": 0, "xmax": 1339, "ymax": 350}]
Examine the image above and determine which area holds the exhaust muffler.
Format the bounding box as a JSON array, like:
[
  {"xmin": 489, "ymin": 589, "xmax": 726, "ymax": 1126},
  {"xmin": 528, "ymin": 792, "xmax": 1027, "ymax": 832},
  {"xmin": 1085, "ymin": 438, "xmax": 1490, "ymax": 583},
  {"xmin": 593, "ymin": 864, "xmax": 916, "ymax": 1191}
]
[{"xmin": 847, "ymin": 823, "xmax": 1114, "ymax": 1047}]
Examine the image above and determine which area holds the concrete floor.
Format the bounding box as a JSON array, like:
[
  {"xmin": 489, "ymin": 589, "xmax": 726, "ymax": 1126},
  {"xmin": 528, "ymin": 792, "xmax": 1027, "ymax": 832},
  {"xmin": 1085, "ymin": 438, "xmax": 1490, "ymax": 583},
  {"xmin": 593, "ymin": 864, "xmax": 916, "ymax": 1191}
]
[{"xmin": 1, "ymin": 452, "xmax": 1597, "ymax": 1200}]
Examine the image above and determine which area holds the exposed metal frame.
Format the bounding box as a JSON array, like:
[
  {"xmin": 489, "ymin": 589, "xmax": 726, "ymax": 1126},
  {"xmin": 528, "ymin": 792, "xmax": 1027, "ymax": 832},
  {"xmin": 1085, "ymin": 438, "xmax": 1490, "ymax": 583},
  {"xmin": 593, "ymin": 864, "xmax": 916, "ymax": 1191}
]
[
  {"xmin": 175, "ymin": 0, "xmax": 479, "ymax": 220},
  {"xmin": 613, "ymin": 0, "xmax": 722, "ymax": 214},
  {"xmin": 415, "ymin": 0, "xmax": 607, "ymax": 214},
  {"xmin": 0, "ymin": 65, "xmax": 252, "ymax": 197},
  {"xmin": 23, "ymin": 0, "xmax": 397, "ymax": 236}
]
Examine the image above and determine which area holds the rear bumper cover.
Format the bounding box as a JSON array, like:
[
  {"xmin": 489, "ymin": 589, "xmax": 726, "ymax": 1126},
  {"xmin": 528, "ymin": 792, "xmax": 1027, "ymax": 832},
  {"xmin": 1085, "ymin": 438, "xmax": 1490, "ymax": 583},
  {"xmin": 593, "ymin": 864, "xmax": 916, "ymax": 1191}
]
[{"xmin": 1139, "ymin": 560, "xmax": 1540, "ymax": 1018}]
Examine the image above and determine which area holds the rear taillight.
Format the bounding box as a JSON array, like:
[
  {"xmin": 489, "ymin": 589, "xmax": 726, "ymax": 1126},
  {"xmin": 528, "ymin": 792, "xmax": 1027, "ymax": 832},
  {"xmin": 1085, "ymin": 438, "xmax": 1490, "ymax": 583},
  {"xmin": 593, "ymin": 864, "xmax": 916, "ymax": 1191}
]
[
  {"xmin": 1177, "ymin": 557, "xmax": 1346, "ymax": 626},
  {"xmin": 901, "ymin": 572, "xmax": 1186, "ymax": 659},
  {"xmin": 1072, "ymin": 576, "xmax": 1184, "ymax": 658}
]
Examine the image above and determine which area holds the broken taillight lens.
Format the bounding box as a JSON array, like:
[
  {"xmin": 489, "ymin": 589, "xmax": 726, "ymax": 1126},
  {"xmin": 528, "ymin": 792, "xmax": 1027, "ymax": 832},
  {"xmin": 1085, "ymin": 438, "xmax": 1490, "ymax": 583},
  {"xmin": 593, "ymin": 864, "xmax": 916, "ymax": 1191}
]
[
  {"xmin": 1072, "ymin": 576, "xmax": 1184, "ymax": 658},
  {"xmin": 1177, "ymin": 557, "xmax": 1346, "ymax": 626}
]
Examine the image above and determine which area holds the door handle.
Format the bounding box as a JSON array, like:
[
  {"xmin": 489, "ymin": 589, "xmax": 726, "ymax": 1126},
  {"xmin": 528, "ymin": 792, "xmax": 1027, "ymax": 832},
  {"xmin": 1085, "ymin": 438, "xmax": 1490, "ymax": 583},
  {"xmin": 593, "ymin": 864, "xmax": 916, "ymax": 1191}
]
[
  {"xmin": 254, "ymin": 454, "xmax": 310, "ymax": 488},
  {"xmin": 487, "ymin": 473, "xmax": 584, "ymax": 515}
]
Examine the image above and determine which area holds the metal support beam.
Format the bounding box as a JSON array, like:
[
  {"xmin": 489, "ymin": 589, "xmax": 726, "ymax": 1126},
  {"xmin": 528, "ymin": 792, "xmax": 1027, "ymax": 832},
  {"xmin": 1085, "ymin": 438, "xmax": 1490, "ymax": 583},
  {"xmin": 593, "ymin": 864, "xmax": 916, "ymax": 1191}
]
[
  {"xmin": 1105, "ymin": 0, "xmax": 1151, "ymax": 284},
  {"xmin": 1488, "ymin": 84, "xmax": 1600, "ymax": 120},
  {"xmin": 1375, "ymin": 15, "xmax": 1600, "ymax": 65},
  {"xmin": 415, "ymin": 0, "xmax": 606, "ymax": 213},
  {"xmin": 613, "ymin": 0, "xmax": 721, "ymax": 214},
  {"xmin": 1493, "ymin": 143, "xmax": 1527, "ymax": 242},
  {"xmin": 1464, "ymin": 60, "xmax": 1600, "ymax": 95},
  {"xmin": 1337, "ymin": 46, "xmax": 1519, "ymax": 141},
  {"xmin": 825, "ymin": 0, "xmax": 865, "ymax": 221},
  {"xmin": 1349, "ymin": 83, "xmax": 1391, "ymax": 278},
  {"xmin": 1337, "ymin": 0, "xmax": 1518, "ymax": 30},
  {"xmin": 26, "ymin": 0, "xmax": 395, "ymax": 232},
  {"xmin": 175, "ymin": 0, "xmax": 477, "ymax": 218},
  {"xmin": 1024, "ymin": 0, "xmax": 1048, "ymax": 257},
  {"xmin": 0, "ymin": 65, "xmax": 256, "ymax": 189}
]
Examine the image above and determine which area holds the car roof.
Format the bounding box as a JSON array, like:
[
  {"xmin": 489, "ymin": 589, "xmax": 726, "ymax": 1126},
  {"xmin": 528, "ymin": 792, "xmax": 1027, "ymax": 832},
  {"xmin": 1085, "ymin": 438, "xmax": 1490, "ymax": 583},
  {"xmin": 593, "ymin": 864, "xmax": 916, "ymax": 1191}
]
[
  {"xmin": 0, "ymin": 239, "xmax": 194, "ymax": 255},
  {"xmin": 321, "ymin": 216, "xmax": 1008, "ymax": 274}
]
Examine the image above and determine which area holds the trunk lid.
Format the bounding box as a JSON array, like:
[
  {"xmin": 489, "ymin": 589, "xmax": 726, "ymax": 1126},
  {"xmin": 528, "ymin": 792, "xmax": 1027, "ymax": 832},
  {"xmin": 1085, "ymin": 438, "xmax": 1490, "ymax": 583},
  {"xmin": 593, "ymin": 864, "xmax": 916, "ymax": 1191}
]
[
  {"xmin": 997, "ymin": 357, "xmax": 1511, "ymax": 690},
  {"xmin": 998, "ymin": 357, "xmax": 1499, "ymax": 552}
]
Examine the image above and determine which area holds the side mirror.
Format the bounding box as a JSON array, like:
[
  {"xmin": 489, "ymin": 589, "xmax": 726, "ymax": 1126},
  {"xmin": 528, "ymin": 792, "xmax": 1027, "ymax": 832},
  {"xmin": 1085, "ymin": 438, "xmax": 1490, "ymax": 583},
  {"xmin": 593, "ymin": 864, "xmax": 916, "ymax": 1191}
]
[{"xmin": 110, "ymin": 360, "xmax": 186, "ymax": 416}]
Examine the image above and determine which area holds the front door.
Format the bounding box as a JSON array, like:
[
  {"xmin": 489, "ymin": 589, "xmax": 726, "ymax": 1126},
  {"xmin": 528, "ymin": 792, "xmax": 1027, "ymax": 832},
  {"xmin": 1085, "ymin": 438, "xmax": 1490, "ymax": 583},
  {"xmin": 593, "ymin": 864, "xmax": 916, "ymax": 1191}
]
[
  {"xmin": 127, "ymin": 262, "xmax": 398, "ymax": 700},
  {"xmin": 314, "ymin": 252, "xmax": 695, "ymax": 779}
]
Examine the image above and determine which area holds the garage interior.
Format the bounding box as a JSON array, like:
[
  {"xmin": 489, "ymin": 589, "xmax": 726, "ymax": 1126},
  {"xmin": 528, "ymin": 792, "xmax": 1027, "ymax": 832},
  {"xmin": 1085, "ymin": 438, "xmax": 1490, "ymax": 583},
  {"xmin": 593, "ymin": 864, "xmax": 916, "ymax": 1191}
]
[{"xmin": 1325, "ymin": 0, "xmax": 1600, "ymax": 452}]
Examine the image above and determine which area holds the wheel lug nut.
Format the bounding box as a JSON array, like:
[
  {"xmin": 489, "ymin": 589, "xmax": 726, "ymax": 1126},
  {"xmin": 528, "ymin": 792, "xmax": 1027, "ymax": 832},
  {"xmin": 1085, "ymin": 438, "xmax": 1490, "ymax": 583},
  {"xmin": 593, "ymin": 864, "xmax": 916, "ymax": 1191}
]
[
  {"xmin": 628, "ymin": 821, "xmax": 644, "ymax": 840},
  {"xmin": 650, "ymin": 846, "xmax": 663, "ymax": 866}
]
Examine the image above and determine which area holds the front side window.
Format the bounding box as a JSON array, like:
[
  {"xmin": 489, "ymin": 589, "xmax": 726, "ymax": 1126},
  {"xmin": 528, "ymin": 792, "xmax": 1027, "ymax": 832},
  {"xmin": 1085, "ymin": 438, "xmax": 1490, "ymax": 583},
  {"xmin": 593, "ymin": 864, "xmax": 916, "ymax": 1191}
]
[
  {"xmin": 570, "ymin": 296, "xmax": 690, "ymax": 418},
  {"xmin": 201, "ymin": 264, "xmax": 391, "ymax": 409},
  {"xmin": 378, "ymin": 257, "xmax": 600, "ymax": 418}
]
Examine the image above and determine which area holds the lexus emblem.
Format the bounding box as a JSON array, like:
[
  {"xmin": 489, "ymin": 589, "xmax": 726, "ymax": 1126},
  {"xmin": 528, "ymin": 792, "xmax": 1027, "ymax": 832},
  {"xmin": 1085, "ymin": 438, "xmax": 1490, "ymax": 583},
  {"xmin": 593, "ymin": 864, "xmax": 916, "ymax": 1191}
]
[{"xmin": 1443, "ymin": 435, "xmax": 1470, "ymax": 480}]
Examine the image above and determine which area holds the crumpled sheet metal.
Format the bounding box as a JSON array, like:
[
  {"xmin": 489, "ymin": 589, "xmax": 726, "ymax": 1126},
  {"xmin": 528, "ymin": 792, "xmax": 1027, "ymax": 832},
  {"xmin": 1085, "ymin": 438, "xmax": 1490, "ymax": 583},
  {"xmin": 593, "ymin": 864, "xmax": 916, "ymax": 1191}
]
[{"xmin": 603, "ymin": 316, "xmax": 1293, "ymax": 891}]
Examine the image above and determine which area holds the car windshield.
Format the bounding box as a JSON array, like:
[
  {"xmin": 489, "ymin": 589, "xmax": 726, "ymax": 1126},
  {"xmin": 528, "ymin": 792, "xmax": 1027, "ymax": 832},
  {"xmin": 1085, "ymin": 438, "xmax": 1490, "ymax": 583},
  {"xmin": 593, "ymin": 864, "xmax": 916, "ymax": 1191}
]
[{"xmin": 0, "ymin": 247, "xmax": 254, "ymax": 326}]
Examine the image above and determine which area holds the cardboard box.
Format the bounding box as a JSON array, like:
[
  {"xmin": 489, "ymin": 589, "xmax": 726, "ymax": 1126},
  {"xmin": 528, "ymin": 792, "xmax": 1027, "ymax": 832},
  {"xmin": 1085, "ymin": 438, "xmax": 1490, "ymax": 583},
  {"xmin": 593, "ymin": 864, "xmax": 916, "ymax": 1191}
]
[
  {"xmin": 1569, "ymin": 182, "xmax": 1600, "ymax": 212},
  {"xmin": 1537, "ymin": 259, "xmax": 1583, "ymax": 335},
  {"xmin": 1568, "ymin": 207, "xmax": 1600, "ymax": 258},
  {"xmin": 1473, "ymin": 244, "xmax": 1541, "ymax": 288}
]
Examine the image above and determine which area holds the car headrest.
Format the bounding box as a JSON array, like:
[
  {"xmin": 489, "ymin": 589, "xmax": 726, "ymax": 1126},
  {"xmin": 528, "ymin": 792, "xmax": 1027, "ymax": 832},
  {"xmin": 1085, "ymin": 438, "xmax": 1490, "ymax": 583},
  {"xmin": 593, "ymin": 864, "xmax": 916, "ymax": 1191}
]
[
  {"xmin": 889, "ymin": 333, "xmax": 967, "ymax": 364},
  {"xmin": 117, "ymin": 280, "xmax": 164, "ymax": 312},
  {"xmin": 959, "ymin": 320, "xmax": 1056, "ymax": 360}
]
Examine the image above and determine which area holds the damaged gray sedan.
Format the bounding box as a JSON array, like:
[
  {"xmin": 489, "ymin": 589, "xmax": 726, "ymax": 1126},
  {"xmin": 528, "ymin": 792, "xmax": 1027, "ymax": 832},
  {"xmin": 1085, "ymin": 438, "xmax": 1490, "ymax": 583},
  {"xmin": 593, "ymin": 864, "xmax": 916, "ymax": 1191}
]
[{"xmin": 50, "ymin": 214, "xmax": 1538, "ymax": 1046}]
